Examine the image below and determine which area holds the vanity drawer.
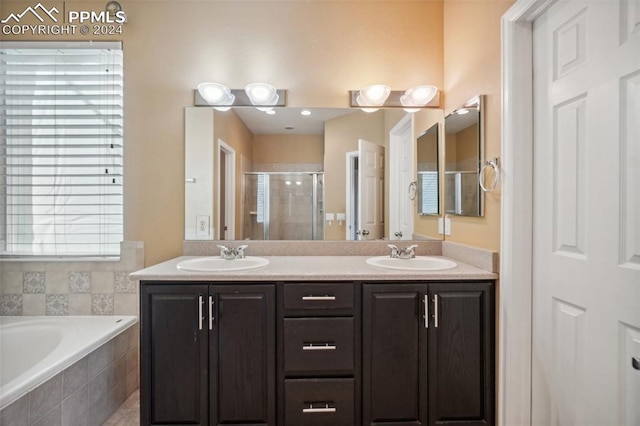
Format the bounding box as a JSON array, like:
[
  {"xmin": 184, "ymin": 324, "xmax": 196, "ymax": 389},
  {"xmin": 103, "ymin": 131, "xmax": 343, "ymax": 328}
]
[
  {"xmin": 283, "ymin": 283, "xmax": 354, "ymax": 315},
  {"xmin": 284, "ymin": 318, "xmax": 354, "ymax": 374},
  {"xmin": 284, "ymin": 378, "xmax": 354, "ymax": 426}
]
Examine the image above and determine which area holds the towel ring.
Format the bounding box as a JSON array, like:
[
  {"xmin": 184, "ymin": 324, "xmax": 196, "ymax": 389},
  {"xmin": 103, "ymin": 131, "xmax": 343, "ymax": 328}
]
[
  {"xmin": 408, "ymin": 181, "xmax": 417, "ymax": 200},
  {"xmin": 479, "ymin": 157, "xmax": 500, "ymax": 193}
]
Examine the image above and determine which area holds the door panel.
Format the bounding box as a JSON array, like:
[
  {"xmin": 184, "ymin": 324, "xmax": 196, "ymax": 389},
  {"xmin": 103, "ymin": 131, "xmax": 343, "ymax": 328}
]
[
  {"xmin": 362, "ymin": 284, "xmax": 427, "ymax": 425},
  {"xmin": 532, "ymin": 1, "xmax": 640, "ymax": 424},
  {"xmin": 358, "ymin": 139, "xmax": 385, "ymax": 240},
  {"xmin": 141, "ymin": 285, "xmax": 208, "ymax": 426},
  {"xmin": 210, "ymin": 285, "xmax": 276, "ymax": 425},
  {"xmin": 428, "ymin": 283, "xmax": 494, "ymax": 426}
]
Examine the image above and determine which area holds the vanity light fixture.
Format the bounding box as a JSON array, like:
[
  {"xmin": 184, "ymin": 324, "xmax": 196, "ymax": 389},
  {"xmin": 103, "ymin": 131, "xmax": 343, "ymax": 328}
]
[
  {"xmin": 400, "ymin": 85, "xmax": 438, "ymax": 113},
  {"xmin": 350, "ymin": 84, "xmax": 440, "ymax": 110},
  {"xmin": 245, "ymin": 83, "xmax": 279, "ymax": 111},
  {"xmin": 197, "ymin": 83, "xmax": 235, "ymax": 111},
  {"xmin": 194, "ymin": 82, "xmax": 286, "ymax": 109}
]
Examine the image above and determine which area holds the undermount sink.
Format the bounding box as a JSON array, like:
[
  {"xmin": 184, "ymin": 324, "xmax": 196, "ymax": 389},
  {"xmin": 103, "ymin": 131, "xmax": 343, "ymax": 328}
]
[
  {"xmin": 177, "ymin": 256, "xmax": 269, "ymax": 272},
  {"xmin": 366, "ymin": 256, "xmax": 457, "ymax": 271}
]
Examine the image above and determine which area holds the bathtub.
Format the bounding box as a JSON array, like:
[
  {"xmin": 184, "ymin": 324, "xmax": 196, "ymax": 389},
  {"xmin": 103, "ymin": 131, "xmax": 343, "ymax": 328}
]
[{"xmin": 0, "ymin": 315, "xmax": 137, "ymax": 415}]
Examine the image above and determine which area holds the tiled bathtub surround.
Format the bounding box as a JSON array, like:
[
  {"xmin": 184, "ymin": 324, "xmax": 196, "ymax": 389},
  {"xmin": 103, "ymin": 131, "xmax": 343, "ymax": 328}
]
[
  {"xmin": 0, "ymin": 242, "xmax": 144, "ymax": 316},
  {"xmin": 0, "ymin": 324, "xmax": 139, "ymax": 426}
]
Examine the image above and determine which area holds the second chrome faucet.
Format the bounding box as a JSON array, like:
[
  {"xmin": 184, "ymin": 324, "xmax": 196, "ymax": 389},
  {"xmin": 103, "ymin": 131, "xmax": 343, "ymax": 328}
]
[
  {"xmin": 387, "ymin": 244, "xmax": 418, "ymax": 259},
  {"xmin": 217, "ymin": 244, "xmax": 248, "ymax": 259}
]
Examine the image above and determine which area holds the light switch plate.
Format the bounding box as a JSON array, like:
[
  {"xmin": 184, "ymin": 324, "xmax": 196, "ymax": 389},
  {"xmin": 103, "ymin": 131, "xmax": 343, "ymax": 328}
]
[
  {"xmin": 336, "ymin": 213, "xmax": 346, "ymax": 221},
  {"xmin": 444, "ymin": 217, "xmax": 451, "ymax": 236},
  {"xmin": 326, "ymin": 213, "xmax": 335, "ymax": 221},
  {"xmin": 438, "ymin": 218, "xmax": 444, "ymax": 235}
]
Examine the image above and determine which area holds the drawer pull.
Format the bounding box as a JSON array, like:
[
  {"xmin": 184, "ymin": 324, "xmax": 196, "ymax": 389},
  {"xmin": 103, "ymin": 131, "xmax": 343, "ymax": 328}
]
[
  {"xmin": 303, "ymin": 404, "xmax": 336, "ymax": 414},
  {"xmin": 302, "ymin": 295, "xmax": 336, "ymax": 301},
  {"xmin": 302, "ymin": 343, "xmax": 337, "ymax": 351}
]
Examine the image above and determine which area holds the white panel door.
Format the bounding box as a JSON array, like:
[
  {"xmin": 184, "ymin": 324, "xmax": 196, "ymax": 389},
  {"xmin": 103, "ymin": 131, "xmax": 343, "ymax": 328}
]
[
  {"xmin": 532, "ymin": 1, "xmax": 640, "ymax": 425},
  {"xmin": 389, "ymin": 114, "xmax": 414, "ymax": 240},
  {"xmin": 358, "ymin": 139, "xmax": 385, "ymax": 240}
]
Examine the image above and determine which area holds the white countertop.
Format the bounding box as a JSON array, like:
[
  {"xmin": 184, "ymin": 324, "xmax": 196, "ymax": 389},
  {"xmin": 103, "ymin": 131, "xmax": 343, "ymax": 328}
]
[{"xmin": 130, "ymin": 255, "xmax": 497, "ymax": 282}]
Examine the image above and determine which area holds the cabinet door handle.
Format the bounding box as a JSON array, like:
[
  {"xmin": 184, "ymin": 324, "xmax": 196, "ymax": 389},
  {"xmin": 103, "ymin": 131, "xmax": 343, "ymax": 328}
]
[
  {"xmin": 423, "ymin": 294, "xmax": 429, "ymax": 328},
  {"xmin": 208, "ymin": 296, "xmax": 214, "ymax": 330},
  {"xmin": 198, "ymin": 295, "xmax": 203, "ymax": 330},
  {"xmin": 633, "ymin": 357, "xmax": 640, "ymax": 370},
  {"xmin": 302, "ymin": 295, "xmax": 336, "ymax": 301},
  {"xmin": 433, "ymin": 294, "xmax": 439, "ymax": 328},
  {"xmin": 303, "ymin": 404, "xmax": 336, "ymax": 414},
  {"xmin": 302, "ymin": 343, "xmax": 337, "ymax": 351}
]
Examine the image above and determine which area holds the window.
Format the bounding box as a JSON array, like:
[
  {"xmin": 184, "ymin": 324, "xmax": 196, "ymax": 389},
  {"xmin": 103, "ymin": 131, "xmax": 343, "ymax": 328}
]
[
  {"xmin": 0, "ymin": 41, "xmax": 123, "ymax": 257},
  {"xmin": 418, "ymin": 171, "xmax": 438, "ymax": 215}
]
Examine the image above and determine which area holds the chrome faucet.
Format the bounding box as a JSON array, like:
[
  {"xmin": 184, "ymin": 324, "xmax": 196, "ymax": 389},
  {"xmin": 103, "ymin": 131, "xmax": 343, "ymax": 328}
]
[
  {"xmin": 387, "ymin": 244, "xmax": 418, "ymax": 259},
  {"xmin": 217, "ymin": 244, "xmax": 248, "ymax": 259}
]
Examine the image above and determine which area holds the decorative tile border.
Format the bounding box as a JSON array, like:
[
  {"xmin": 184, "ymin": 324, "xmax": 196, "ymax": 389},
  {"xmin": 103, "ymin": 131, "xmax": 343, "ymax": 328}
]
[
  {"xmin": 114, "ymin": 272, "xmax": 136, "ymax": 293},
  {"xmin": 23, "ymin": 271, "xmax": 46, "ymax": 294},
  {"xmin": 92, "ymin": 294, "xmax": 114, "ymax": 316},
  {"xmin": 46, "ymin": 294, "xmax": 69, "ymax": 316},
  {"xmin": 69, "ymin": 272, "xmax": 91, "ymax": 293},
  {"xmin": 0, "ymin": 295, "xmax": 23, "ymax": 316},
  {"xmin": 0, "ymin": 241, "xmax": 143, "ymax": 317}
]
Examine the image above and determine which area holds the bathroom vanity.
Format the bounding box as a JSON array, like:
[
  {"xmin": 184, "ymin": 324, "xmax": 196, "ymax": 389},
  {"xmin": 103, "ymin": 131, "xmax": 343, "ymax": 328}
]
[{"xmin": 132, "ymin": 255, "xmax": 496, "ymax": 426}]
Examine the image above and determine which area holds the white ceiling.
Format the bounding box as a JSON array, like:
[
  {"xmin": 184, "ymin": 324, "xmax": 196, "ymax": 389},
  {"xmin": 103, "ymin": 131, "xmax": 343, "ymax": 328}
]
[{"xmin": 233, "ymin": 107, "xmax": 356, "ymax": 135}]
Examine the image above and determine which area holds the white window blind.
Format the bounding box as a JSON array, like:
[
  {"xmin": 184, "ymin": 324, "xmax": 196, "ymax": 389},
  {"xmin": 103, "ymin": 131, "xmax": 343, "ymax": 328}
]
[
  {"xmin": 0, "ymin": 41, "xmax": 123, "ymax": 257},
  {"xmin": 418, "ymin": 171, "xmax": 438, "ymax": 215}
]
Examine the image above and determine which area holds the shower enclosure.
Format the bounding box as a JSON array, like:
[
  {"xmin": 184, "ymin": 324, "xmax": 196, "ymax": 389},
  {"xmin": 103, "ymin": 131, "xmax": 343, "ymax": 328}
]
[{"xmin": 243, "ymin": 172, "xmax": 324, "ymax": 240}]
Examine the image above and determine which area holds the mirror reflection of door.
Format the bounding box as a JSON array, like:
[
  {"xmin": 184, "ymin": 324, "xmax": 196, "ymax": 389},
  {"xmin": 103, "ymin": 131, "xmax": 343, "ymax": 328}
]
[
  {"xmin": 389, "ymin": 114, "xmax": 414, "ymax": 240},
  {"xmin": 218, "ymin": 140, "xmax": 235, "ymax": 240},
  {"xmin": 357, "ymin": 139, "xmax": 385, "ymax": 240}
]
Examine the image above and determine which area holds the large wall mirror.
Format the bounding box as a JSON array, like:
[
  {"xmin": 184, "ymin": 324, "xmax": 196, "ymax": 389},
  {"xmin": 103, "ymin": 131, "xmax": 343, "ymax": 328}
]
[
  {"xmin": 185, "ymin": 106, "xmax": 444, "ymax": 241},
  {"xmin": 444, "ymin": 95, "xmax": 484, "ymax": 217},
  {"xmin": 416, "ymin": 123, "xmax": 439, "ymax": 216}
]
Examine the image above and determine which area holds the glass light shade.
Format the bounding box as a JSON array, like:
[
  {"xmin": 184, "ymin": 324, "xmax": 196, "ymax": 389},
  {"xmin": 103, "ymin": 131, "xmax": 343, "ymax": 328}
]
[
  {"xmin": 197, "ymin": 83, "xmax": 235, "ymax": 106},
  {"xmin": 402, "ymin": 85, "xmax": 438, "ymax": 107},
  {"xmin": 245, "ymin": 83, "xmax": 279, "ymax": 105},
  {"xmin": 358, "ymin": 85, "xmax": 391, "ymax": 106}
]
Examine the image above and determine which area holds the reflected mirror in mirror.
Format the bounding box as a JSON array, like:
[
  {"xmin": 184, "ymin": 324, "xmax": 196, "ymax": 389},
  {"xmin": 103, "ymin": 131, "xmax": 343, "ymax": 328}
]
[
  {"xmin": 416, "ymin": 123, "xmax": 439, "ymax": 216},
  {"xmin": 444, "ymin": 95, "xmax": 483, "ymax": 217},
  {"xmin": 185, "ymin": 106, "xmax": 444, "ymax": 241}
]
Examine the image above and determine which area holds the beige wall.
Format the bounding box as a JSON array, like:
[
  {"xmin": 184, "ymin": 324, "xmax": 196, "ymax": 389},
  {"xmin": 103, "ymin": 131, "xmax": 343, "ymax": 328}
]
[
  {"xmin": 324, "ymin": 111, "xmax": 385, "ymax": 240},
  {"xmin": 443, "ymin": 0, "xmax": 514, "ymax": 252},
  {"xmin": 0, "ymin": 0, "xmax": 444, "ymax": 265},
  {"xmin": 252, "ymin": 134, "xmax": 324, "ymax": 165}
]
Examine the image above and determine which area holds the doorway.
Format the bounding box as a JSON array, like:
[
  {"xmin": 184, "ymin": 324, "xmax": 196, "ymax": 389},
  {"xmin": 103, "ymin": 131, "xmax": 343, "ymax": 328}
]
[
  {"xmin": 217, "ymin": 139, "xmax": 235, "ymax": 240},
  {"xmin": 389, "ymin": 114, "xmax": 414, "ymax": 240}
]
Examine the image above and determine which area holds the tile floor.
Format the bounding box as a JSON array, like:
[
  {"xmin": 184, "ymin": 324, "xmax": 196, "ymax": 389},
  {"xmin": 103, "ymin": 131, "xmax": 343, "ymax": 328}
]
[{"xmin": 103, "ymin": 390, "xmax": 139, "ymax": 426}]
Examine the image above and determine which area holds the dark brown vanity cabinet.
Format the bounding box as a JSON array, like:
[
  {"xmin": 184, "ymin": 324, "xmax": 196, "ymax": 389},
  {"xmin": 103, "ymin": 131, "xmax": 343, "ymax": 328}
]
[
  {"xmin": 140, "ymin": 283, "xmax": 276, "ymax": 426},
  {"xmin": 279, "ymin": 282, "xmax": 361, "ymax": 426},
  {"xmin": 140, "ymin": 279, "xmax": 494, "ymax": 426},
  {"xmin": 363, "ymin": 282, "xmax": 494, "ymax": 426}
]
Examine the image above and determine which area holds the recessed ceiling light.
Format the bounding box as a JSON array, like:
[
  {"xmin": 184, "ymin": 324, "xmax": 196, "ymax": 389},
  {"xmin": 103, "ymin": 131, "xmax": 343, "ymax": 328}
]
[
  {"xmin": 301, "ymin": 110, "xmax": 311, "ymax": 116},
  {"xmin": 265, "ymin": 110, "xmax": 276, "ymax": 115}
]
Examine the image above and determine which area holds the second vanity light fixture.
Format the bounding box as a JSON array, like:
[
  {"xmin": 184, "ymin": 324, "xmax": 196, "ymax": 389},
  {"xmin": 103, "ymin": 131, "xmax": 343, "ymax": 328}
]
[
  {"xmin": 196, "ymin": 82, "xmax": 286, "ymax": 111},
  {"xmin": 351, "ymin": 84, "xmax": 439, "ymax": 112}
]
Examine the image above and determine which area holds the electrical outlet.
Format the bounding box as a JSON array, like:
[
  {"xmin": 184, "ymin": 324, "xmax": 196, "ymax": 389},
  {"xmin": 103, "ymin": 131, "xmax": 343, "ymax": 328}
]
[
  {"xmin": 196, "ymin": 215, "xmax": 210, "ymax": 239},
  {"xmin": 336, "ymin": 213, "xmax": 346, "ymax": 221},
  {"xmin": 326, "ymin": 213, "xmax": 335, "ymax": 221},
  {"xmin": 444, "ymin": 217, "xmax": 451, "ymax": 236},
  {"xmin": 438, "ymin": 218, "xmax": 444, "ymax": 235}
]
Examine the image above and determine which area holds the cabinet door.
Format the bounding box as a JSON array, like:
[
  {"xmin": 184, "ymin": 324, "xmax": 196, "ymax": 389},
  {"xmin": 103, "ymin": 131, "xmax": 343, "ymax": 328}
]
[
  {"xmin": 210, "ymin": 285, "xmax": 276, "ymax": 425},
  {"xmin": 140, "ymin": 284, "xmax": 209, "ymax": 426},
  {"xmin": 362, "ymin": 284, "xmax": 428, "ymax": 425},
  {"xmin": 428, "ymin": 282, "xmax": 494, "ymax": 426}
]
